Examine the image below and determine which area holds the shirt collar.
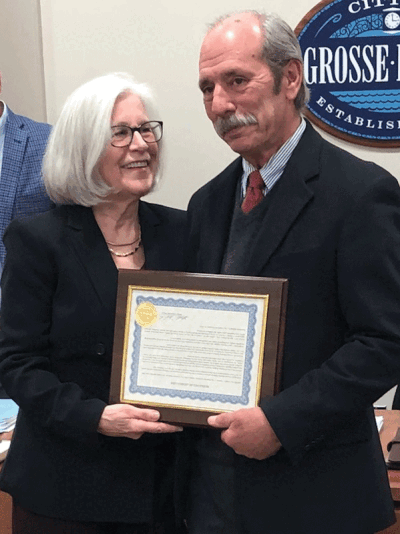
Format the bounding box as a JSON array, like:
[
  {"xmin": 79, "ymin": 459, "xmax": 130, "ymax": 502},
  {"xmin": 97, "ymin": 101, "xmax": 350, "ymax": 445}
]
[{"xmin": 241, "ymin": 117, "xmax": 306, "ymax": 198}]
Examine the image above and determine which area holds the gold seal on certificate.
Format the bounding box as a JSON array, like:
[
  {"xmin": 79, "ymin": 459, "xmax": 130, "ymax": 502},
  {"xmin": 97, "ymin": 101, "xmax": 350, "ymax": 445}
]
[{"xmin": 135, "ymin": 302, "xmax": 158, "ymax": 327}]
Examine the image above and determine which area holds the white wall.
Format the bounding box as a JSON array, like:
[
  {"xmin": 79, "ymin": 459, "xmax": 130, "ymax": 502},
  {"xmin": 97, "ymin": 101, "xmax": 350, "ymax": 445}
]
[
  {"xmin": 38, "ymin": 0, "xmax": 400, "ymax": 209},
  {"xmin": 0, "ymin": 0, "xmax": 47, "ymax": 122}
]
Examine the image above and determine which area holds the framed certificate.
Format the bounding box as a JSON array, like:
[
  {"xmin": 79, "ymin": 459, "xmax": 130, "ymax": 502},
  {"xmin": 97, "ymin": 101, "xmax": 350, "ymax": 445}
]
[{"xmin": 109, "ymin": 270, "xmax": 288, "ymax": 426}]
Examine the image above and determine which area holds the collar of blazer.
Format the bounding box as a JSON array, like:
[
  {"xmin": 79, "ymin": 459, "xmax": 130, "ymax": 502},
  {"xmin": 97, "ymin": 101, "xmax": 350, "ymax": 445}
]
[
  {"xmin": 65, "ymin": 204, "xmax": 119, "ymax": 309},
  {"xmin": 63, "ymin": 201, "xmax": 164, "ymax": 307},
  {"xmin": 197, "ymin": 120, "xmax": 320, "ymax": 276}
]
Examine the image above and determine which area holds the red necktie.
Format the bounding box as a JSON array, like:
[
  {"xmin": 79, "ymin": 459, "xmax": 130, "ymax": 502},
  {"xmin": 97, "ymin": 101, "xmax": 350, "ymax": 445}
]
[{"xmin": 241, "ymin": 170, "xmax": 264, "ymax": 213}]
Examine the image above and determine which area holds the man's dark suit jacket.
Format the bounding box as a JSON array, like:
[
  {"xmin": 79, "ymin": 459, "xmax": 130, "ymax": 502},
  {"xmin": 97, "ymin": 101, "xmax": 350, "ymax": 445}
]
[
  {"xmin": 0, "ymin": 202, "xmax": 185, "ymax": 524},
  {"xmin": 187, "ymin": 122, "xmax": 400, "ymax": 534}
]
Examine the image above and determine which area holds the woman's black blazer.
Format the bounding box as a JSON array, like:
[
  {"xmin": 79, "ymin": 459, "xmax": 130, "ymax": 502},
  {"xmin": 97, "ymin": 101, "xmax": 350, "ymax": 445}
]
[{"xmin": 0, "ymin": 202, "xmax": 186, "ymax": 523}]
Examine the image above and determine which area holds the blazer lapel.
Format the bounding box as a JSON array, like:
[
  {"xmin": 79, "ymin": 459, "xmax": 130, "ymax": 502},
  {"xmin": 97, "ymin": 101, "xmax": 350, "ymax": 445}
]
[
  {"xmin": 139, "ymin": 201, "xmax": 163, "ymax": 269},
  {"xmin": 65, "ymin": 205, "xmax": 118, "ymax": 308},
  {"xmin": 197, "ymin": 158, "xmax": 242, "ymax": 274},
  {"xmin": 242, "ymin": 122, "xmax": 321, "ymax": 276}
]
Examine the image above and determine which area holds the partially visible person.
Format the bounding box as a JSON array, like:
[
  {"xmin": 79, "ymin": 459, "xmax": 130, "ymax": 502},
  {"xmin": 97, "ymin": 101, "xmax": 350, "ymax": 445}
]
[
  {"xmin": 0, "ymin": 72, "xmax": 53, "ymax": 286},
  {"xmin": 185, "ymin": 11, "xmax": 400, "ymax": 534},
  {"xmin": 0, "ymin": 73, "xmax": 187, "ymax": 534},
  {"xmin": 0, "ymin": 72, "xmax": 53, "ymax": 398}
]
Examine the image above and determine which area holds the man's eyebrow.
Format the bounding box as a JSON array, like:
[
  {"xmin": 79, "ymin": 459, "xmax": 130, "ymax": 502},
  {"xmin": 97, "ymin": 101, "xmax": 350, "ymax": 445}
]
[
  {"xmin": 224, "ymin": 69, "xmax": 248, "ymax": 78},
  {"xmin": 199, "ymin": 69, "xmax": 248, "ymax": 89},
  {"xmin": 198, "ymin": 77, "xmax": 211, "ymax": 90}
]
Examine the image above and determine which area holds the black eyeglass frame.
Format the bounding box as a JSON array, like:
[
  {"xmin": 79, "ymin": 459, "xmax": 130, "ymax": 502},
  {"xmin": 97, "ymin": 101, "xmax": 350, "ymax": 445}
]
[{"xmin": 110, "ymin": 121, "xmax": 163, "ymax": 147}]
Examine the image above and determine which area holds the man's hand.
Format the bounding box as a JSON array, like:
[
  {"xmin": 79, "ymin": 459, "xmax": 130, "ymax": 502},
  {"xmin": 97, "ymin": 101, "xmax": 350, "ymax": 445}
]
[
  {"xmin": 98, "ymin": 404, "xmax": 183, "ymax": 440},
  {"xmin": 208, "ymin": 407, "xmax": 281, "ymax": 460}
]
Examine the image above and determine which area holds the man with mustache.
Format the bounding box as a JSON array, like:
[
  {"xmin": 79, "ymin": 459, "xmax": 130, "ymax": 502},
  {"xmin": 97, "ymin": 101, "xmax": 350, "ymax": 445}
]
[{"xmin": 185, "ymin": 11, "xmax": 400, "ymax": 534}]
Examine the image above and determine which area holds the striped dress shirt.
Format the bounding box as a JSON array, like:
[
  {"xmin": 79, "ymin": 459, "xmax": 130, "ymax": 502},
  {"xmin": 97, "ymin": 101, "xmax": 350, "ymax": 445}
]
[{"xmin": 241, "ymin": 117, "xmax": 306, "ymax": 198}]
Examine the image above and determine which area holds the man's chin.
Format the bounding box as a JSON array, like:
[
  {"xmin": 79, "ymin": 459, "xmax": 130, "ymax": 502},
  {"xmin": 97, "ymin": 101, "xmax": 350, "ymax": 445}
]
[
  {"xmin": 222, "ymin": 136, "xmax": 258, "ymax": 161},
  {"xmin": 220, "ymin": 126, "xmax": 247, "ymax": 142},
  {"xmin": 221, "ymin": 127, "xmax": 252, "ymax": 147}
]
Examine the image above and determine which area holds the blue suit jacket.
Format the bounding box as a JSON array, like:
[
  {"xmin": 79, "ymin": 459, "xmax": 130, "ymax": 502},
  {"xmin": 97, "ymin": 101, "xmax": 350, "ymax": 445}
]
[{"xmin": 0, "ymin": 107, "xmax": 52, "ymax": 269}]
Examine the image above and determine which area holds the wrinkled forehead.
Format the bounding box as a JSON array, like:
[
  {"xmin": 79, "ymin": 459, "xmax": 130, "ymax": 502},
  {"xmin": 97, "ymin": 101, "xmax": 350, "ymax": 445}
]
[
  {"xmin": 111, "ymin": 92, "xmax": 148, "ymax": 125},
  {"xmin": 199, "ymin": 16, "xmax": 265, "ymax": 80}
]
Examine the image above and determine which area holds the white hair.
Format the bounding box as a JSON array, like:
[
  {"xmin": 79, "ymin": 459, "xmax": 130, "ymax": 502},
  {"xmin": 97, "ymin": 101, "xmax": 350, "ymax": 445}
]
[{"xmin": 42, "ymin": 72, "xmax": 163, "ymax": 206}]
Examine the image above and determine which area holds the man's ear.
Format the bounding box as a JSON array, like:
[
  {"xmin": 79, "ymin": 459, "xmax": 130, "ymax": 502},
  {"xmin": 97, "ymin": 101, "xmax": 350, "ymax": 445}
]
[{"xmin": 282, "ymin": 59, "xmax": 303, "ymax": 102}]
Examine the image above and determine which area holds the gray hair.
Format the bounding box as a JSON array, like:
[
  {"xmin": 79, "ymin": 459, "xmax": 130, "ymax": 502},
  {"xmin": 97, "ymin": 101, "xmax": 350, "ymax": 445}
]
[
  {"xmin": 42, "ymin": 72, "xmax": 163, "ymax": 206},
  {"xmin": 209, "ymin": 11, "xmax": 310, "ymax": 111}
]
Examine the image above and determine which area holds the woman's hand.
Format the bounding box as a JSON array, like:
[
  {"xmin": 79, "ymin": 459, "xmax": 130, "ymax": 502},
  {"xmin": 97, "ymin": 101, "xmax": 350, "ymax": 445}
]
[{"xmin": 97, "ymin": 404, "xmax": 183, "ymax": 440}]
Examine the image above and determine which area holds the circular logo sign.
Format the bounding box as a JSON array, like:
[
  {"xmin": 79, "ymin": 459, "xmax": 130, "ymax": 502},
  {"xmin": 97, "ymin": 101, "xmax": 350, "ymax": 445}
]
[
  {"xmin": 135, "ymin": 302, "xmax": 158, "ymax": 328},
  {"xmin": 296, "ymin": 0, "xmax": 400, "ymax": 147}
]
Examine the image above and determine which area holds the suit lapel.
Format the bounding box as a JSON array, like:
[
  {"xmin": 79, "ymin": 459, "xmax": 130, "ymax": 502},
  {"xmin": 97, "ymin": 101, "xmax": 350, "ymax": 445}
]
[
  {"xmin": 65, "ymin": 205, "xmax": 118, "ymax": 308},
  {"xmin": 0, "ymin": 110, "xmax": 28, "ymax": 263},
  {"xmin": 63, "ymin": 202, "xmax": 166, "ymax": 306},
  {"xmin": 197, "ymin": 158, "xmax": 242, "ymax": 274},
  {"xmin": 242, "ymin": 123, "xmax": 321, "ymax": 275},
  {"xmin": 139, "ymin": 201, "xmax": 163, "ymax": 269}
]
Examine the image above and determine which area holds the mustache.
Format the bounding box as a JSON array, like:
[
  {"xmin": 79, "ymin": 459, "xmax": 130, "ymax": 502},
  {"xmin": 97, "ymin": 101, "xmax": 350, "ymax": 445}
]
[{"xmin": 214, "ymin": 113, "xmax": 258, "ymax": 137}]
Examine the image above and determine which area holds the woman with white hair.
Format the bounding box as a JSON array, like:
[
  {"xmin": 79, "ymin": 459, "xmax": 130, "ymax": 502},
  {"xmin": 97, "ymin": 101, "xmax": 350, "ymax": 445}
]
[{"xmin": 0, "ymin": 73, "xmax": 187, "ymax": 534}]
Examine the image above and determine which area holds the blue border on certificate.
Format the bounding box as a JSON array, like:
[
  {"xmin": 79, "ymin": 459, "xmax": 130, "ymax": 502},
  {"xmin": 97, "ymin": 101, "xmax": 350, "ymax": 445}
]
[{"xmin": 129, "ymin": 295, "xmax": 258, "ymax": 405}]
